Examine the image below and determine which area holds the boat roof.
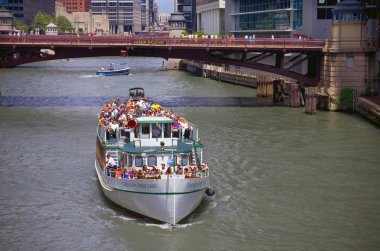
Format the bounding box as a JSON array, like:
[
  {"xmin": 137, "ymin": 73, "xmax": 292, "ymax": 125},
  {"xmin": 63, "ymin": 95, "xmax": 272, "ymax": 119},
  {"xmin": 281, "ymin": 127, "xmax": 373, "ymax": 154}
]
[
  {"xmin": 98, "ymin": 88, "xmax": 195, "ymax": 129},
  {"xmin": 123, "ymin": 140, "xmax": 193, "ymax": 154},
  {"xmin": 136, "ymin": 117, "xmax": 173, "ymax": 124}
]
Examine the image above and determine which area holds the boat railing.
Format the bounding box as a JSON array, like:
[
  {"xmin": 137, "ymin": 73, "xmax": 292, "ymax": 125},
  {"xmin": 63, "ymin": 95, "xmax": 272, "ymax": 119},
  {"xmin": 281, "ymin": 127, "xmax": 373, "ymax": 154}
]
[{"xmin": 103, "ymin": 168, "xmax": 209, "ymax": 179}]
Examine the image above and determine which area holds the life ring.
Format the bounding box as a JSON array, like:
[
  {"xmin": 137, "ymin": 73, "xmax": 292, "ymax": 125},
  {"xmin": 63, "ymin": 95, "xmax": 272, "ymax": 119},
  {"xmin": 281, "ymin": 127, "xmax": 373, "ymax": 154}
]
[{"xmin": 127, "ymin": 120, "xmax": 137, "ymax": 129}]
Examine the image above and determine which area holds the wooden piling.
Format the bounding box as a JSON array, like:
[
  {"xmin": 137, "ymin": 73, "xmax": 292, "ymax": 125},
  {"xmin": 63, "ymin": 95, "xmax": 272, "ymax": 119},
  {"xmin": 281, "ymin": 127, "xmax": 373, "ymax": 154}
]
[
  {"xmin": 304, "ymin": 87, "xmax": 317, "ymax": 114},
  {"xmin": 289, "ymin": 83, "xmax": 301, "ymax": 107},
  {"xmin": 256, "ymin": 75, "xmax": 273, "ymax": 97}
]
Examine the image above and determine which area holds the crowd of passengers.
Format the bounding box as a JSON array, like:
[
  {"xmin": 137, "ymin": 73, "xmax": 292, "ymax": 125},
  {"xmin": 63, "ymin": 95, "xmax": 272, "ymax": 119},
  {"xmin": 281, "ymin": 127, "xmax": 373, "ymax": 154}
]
[
  {"xmin": 98, "ymin": 97, "xmax": 191, "ymax": 138},
  {"xmin": 104, "ymin": 154, "xmax": 208, "ymax": 179}
]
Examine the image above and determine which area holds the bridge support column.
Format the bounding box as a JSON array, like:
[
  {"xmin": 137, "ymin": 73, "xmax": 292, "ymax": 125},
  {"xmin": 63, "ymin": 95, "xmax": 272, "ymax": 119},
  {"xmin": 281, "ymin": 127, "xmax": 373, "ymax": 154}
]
[
  {"xmin": 256, "ymin": 76, "xmax": 273, "ymax": 97},
  {"xmin": 288, "ymin": 83, "xmax": 303, "ymax": 107},
  {"xmin": 273, "ymin": 79, "xmax": 285, "ymax": 103},
  {"xmin": 304, "ymin": 87, "xmax": 317, "ymax": 114}
]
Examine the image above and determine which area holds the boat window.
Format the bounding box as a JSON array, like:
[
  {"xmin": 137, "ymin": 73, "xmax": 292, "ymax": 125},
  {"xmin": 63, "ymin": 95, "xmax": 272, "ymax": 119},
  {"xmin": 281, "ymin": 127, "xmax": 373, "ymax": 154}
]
[
  {"xmin": 163, "ymin": 123, "xmax": 171, "ymax": 138},
  {"xmin": 152, "ymin": 123, "xmax": 162, "ymax": 138},
  {"xmin": 173, "ymin": 155, "xmax": 178, "ymax": 166},
  {"xmin": 141, "ymin": 124, "xmax": 150, "ymax": 138},
  {"xmin": 135, "ymin": 156, "xmax": 143, "ymax": 167},
  {"xmin": 120, "ymin": 128, "xmax": 130, "ymax": 142},
  {"xmin": 147, "ymin": 155, "xmax": 157, "ymax": 167},
  {"xmin": 181, "ymin": 155, "xmax": 189, "ymax": 166},
  {"xmin": 134, "ymin": 126, "xmax": 140, "ymax": 138},
  {"xmin": 127, "ymin": 155, "xmax": 132, "ymax": 167}
]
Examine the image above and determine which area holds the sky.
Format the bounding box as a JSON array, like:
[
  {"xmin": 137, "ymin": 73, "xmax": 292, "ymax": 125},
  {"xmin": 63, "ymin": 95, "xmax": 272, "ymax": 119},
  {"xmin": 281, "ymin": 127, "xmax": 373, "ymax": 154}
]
[{"xmin": 156, "ymin": 0, "xmax": 174, "ymax": 14}]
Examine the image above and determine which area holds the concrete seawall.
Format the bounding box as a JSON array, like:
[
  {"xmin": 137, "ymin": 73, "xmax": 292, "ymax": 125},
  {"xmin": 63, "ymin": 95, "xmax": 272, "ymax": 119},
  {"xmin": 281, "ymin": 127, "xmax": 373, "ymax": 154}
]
[
  {"xmin": 180, "ymin": 59, "xmax": 258, "ymax": 88},
  {"xmin": 355, "ymin": 97, "xmax": 380, "ymax": 126}
]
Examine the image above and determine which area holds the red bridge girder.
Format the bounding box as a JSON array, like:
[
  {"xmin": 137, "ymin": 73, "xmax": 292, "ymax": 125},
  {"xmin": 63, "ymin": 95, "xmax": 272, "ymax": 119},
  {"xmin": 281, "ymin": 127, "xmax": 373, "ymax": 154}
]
[{"xmin": 0, "ymin": 35, "xmax": 325, "ymax": 86}]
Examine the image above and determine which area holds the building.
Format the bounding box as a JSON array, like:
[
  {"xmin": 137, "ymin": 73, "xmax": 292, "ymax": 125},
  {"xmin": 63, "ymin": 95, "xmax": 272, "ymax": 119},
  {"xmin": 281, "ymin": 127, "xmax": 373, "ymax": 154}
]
[
  {"xmin": 56, "ymin": 1, "xmax": 109, "ymax": 34},
  {"xmin": 45, "ymin": 22, "xmax": 58, "ymax": 35},
  {"xmin": 56, "ymin": 0, "xmax": 88, "ymax": 13},
  {"xmin": 0, "ymin": 0, "xmax": 55, "ymax": 24},
  {"xmin": 174, "ymin": 0, "xmax": 196, "ymax": 32},
  {"xmin": 196, "ymin": 0, "xmax": 224, "ymax": 35},
  {"xmin": 0, "ymin": 9, "xmax": 13, "ymax": 34},
  {"xmin": 0, "ymin": 0, "xmax": 24, "ymax": 21},
  {"xmin": 320, "ymin": 0, "xmax": 378, "ymax": 110},
  {"xmin": 225, "ymin": 0, "xmax": 377, "ymax": 39},
  {"xmin": 91, "ymin": 0, "xmax": 151, "ymax": 34},
  {"xmin": 168, "ymin": 11, "xmax": 186, "ymax": 37}
]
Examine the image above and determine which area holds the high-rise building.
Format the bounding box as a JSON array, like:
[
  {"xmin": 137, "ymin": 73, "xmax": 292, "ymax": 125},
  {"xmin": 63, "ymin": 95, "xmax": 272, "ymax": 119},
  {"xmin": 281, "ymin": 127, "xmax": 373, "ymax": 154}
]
[
  {"xmin": 0, "ymin": 0, "xmax": 55, "ymax": 24},
  {"xmin": 55, "ymin": 0, "xmax": 89, "ymax": 13},
  {"xmin": 91, "ymin": 0, "xmax": 151, "ymax": 34},
  {"xmin": 0, "ymin": 0, "xmax": 25, "ymax": 21},
  {"xmin": 174, "ymin": 0, "xmax": 196, "ymax": 32},
  {"xmin": 225, "ymin": 0, "xmax": 377, "ymax": 39},
  {"xmin": 196, "ymin": 0, "xmax": 225, "ymax": 35}
]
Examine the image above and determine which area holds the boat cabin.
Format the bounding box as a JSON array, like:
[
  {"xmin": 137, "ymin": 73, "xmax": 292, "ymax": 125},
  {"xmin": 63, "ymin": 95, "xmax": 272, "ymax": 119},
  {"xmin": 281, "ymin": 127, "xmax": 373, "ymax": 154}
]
[{"xmin": 129, "ymin": 87, "xmax": 145, "ymax": 101}]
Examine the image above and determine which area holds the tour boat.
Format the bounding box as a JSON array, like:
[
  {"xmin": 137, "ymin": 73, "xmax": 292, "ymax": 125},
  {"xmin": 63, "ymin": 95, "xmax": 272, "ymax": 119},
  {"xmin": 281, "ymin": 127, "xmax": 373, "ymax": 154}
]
[
  {"xmin": 96, "ymin": 63, "xmax": 130, "ymax": 76},
  {"xmin": 95, "ymin": 87, "xmax": 214, "ymax": 224}
]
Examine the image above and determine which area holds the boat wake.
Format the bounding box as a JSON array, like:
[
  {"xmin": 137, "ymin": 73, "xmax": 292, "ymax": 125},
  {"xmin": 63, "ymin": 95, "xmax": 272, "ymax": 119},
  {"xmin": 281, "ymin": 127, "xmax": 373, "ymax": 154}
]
[
  {"xmin": 143, "ymin": 220, "xmax": 204, "ymax": 231},
  {"xmin": 220, "ymin": 195, "xmax": 231, "ymax": 202},
  {"xmin": 112, "ymin": 214, "xmax": 137, "ymax": 222},
  {"xmin": 80, "ymin": 74, "xmax": 99, "ymax": 79}
]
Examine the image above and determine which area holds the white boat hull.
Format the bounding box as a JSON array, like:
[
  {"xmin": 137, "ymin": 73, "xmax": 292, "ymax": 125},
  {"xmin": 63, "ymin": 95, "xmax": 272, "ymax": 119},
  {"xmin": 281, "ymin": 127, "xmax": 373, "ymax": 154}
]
[{"xmin": 95, "ymin": 160, "xmax": 209, "ymax": 224}]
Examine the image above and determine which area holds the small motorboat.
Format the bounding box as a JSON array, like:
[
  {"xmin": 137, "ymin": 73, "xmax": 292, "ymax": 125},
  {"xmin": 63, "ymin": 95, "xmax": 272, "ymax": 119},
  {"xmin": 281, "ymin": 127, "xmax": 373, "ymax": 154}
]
[{"xmin": 96, "ymin": 63, "xmax": 130, "ymax": 76}]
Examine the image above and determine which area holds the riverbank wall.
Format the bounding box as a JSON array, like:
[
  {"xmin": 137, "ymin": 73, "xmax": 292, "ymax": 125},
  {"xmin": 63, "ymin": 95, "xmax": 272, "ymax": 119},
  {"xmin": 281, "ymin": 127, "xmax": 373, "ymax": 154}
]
[
  {"xmin": 179, "ymin": 59, "xmax": 261, "ymax": 89},
  {"xmin": 178, "ymin": 59, "xmax": 380, "ymax": 123},
  {"xmin": 355, "ymin": 97, "xmax": 380, "ymax": 126}
]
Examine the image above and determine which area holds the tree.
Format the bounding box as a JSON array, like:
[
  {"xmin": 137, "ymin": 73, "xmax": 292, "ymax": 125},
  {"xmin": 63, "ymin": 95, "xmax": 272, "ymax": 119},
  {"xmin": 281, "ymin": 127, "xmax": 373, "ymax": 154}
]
[
  {"xmin": 55, "ymin": 16, "xmax": 74, "ymax": 33},
  {"xmin": 32, "ymin": 12, "xmax": 53, "ymax": 34},
  {"xmin": 13, "ymin": 18, "xmax": 29, "ymax": 33}
]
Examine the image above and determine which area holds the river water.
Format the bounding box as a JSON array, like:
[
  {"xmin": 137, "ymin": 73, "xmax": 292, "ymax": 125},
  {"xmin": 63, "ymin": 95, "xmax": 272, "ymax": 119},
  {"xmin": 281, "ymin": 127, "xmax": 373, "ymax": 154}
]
[{"xmin": 0, "ymin": 57, "xmax": 379, "ymax": 251}]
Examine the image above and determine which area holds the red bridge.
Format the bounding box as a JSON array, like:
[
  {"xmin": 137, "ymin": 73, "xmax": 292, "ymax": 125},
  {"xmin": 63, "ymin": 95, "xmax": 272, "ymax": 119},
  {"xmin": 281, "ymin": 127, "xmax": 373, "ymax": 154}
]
[{"xmin": 0, "ymin": 35, "xmax": 326, "ymax": 85}]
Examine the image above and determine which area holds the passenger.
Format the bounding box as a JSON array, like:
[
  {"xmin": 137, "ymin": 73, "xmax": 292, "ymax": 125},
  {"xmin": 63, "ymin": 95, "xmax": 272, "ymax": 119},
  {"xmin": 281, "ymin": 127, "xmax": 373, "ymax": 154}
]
[
  {"xmin": 108, "ymin": 120, "xmax": 119, "ymax": 138},
  {"xmin": 105, "ymin": 154, "xmax": 117, "ymax": 169},
  {"xmin": 165, "ymin": 166, "xmax": 174, "ymax": 175},
  {"xmin": 161, "ymin": 163, "xmax": 166, "ymax": 172},
  {"xmin": 122, "ymin": 167, "xmax": 129, "ymax": 179},
  {"xmin": 142, "ymin": 165, "xmax": 149, "ymax": 176},
  {"xmin": 184, "ymin": 168, "xmax": 190, "ymax": 177},
  {"xmin": 115, "ymin": 168, "xmax": 122, "ymax": 179},
  {"xmin": 137, "ymin": 169, "xmax": 144, "ymax": 179},
  {"xmin": 142, "ymin": 165, "xmax": 148, "ymax": 171},
  {"xmin": 152, "ymin": 124, "xmax": 161, "ymax": 138},
  {"xmin": 176, "ymin": 165, "xmax": 183, "ymax": 175}
]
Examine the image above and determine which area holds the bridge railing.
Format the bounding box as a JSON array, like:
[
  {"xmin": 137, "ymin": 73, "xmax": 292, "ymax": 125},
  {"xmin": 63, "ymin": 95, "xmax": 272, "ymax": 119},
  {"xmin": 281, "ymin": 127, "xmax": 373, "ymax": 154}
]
[{"xmin": 0, "ymin": 34, "xmax": 329, "ymax": 49}]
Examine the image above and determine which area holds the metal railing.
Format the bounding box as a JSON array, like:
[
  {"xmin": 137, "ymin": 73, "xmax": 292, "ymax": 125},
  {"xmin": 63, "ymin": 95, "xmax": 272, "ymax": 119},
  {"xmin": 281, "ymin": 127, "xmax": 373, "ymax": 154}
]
[{"xmin": 0, "ymin": 34, "xmax": 327, "ymax": 50}]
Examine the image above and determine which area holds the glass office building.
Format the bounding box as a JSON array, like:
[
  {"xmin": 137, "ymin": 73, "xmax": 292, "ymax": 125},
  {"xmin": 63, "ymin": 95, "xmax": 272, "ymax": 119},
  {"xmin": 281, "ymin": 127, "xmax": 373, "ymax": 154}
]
[
  {"xmin": 174, "ymin": 0, "xmax": 196, "ymax": 32},
  {"xmin": 226, "ymin": 0, "xmax": 377, "ymax": 39},
  {"xmin": 226, "ymin": 0, "xmax": 303, "ymax": 38}
]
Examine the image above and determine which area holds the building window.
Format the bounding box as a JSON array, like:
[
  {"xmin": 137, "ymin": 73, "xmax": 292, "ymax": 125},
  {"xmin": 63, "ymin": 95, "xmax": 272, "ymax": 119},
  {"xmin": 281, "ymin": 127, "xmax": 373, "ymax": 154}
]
[
  {"xmin": 238, "ymin": 11, "xmax": 290, "ymax": 31},
  {"xmin": 346, "ymin": 55, "xmax": 354, "ymax": 68},
  {"xmin": 293, "ymin": 0, "xmax": 303, "ymax": 29},
  {"xmin": 317, "ymin": 8, "xmax": 333, "ymax": 19}
]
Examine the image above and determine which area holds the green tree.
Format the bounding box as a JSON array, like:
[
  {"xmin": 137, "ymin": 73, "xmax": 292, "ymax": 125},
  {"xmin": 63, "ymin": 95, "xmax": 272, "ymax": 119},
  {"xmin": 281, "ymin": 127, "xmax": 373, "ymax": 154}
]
[
  {"xmin": 55, "ymin": 16, "xmax": 74, "ymax": 33},
  {"xmin": 32, "ymin": 12, "xmax": 53, "ymax": 34},
  {"xmin": 13, "ymin": 19, "xmax": 29, "ymax": 33}
]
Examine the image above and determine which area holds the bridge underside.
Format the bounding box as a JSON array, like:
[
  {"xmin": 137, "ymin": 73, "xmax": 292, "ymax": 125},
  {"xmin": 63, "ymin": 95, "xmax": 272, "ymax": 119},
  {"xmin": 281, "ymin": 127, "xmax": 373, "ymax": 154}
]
[{"xmin": 0, "ymin": 45, "xmax": 322, "ymax": 86}]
